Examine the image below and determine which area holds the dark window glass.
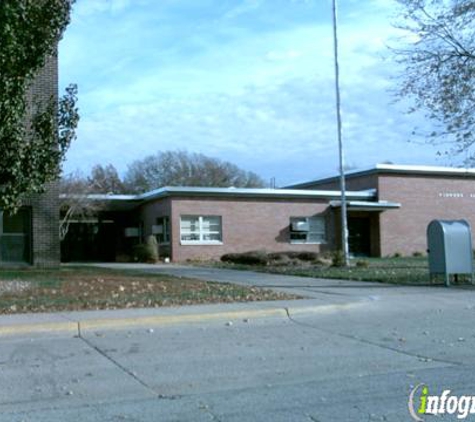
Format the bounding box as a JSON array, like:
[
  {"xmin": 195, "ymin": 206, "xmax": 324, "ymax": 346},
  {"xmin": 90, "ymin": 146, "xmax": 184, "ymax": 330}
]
[{"xmin": 1, "ymin": 208, "xmax": 31, "ymax": 263}]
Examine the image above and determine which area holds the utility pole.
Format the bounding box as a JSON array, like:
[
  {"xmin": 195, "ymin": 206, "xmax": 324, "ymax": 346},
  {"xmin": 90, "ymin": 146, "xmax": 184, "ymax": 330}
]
[{"xmin": 331, "ymin": 0, "xmax": 350, "ymax": 266}]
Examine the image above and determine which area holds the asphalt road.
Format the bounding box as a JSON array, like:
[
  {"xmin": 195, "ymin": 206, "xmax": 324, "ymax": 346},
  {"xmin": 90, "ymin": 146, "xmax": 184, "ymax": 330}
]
[{"xmin": 2, "ymin": 271, "xmax": 475, "ymax": 421}]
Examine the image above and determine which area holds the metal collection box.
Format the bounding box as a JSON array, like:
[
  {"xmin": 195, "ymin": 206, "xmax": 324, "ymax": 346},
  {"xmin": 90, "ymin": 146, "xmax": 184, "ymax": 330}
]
[{"xmin": 427, "ymin": 220, "xmax": 474, "ymax": 286}]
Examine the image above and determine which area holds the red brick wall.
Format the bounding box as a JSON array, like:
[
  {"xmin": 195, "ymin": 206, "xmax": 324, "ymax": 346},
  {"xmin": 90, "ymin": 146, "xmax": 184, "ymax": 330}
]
[
  {"xmin": 139, "ymin": 198, "xmax": 171, "ymax": 233},
  {"xmin": 378, "ymin": 174, "xmax": 475, "ymax": 256},
  {"xmin": 300, "ymin": 171, "xmax": 475, "ymax": 257},
  {"xmin": 24, "ymin": 55, "xmax": 60, "ymax": 267},
  {"xmin": 141, "ymin": 196, "xmax": 333, "ymax": 262}
]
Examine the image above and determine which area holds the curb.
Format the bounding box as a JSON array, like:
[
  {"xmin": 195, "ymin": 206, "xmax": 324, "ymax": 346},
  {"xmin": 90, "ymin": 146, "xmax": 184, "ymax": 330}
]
[
  {"xmin": 79, "ymin": 307, "xmax": 289, "ymax": 333},
  {"xmin": 0, "ymin": 301, "xmax": 363, "ymax": 337},
  {"xmin": 0, "ymin": 321, "xmax": 78, "ymax": 337}
]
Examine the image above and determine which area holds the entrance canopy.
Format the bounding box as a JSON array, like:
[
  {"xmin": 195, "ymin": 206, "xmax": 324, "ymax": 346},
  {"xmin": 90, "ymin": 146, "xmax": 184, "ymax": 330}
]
[{"xmin": 329, "ymin": 200, "xmax": 400, "ymax": 212}]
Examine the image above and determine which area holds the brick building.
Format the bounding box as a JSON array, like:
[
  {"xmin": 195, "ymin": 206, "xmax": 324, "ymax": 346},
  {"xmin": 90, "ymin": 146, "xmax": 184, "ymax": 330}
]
[
  {"xmin": 289, "ymin": 164, "xmax": 475, "ymax": 257},
  {"xmin": 61, "ymin": 164, "xmax": 475, "ymax": 262},
  {"xmin": 1, "ymin": 56, "xmax": 60, "ymax": 267},
  {"xmin": 61, "ymin": 185, "xmax": 397, "ymax": 262}
]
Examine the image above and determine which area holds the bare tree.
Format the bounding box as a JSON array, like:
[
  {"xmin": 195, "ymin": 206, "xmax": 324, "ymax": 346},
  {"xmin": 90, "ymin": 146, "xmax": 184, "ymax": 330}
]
[
  {"xmin": 392, "ymin": 0, "xmax": 475, "ymax": 163},
  {"xmin": 59, "ymin": 172, "xmax": 103, "ymax": 241},
  {"xmin": 88, "ymin": 164, "xmax": 126, "ymax": 194},
  {"xmin": 124, "ymin": 150, "xmax": 265, "ymax": 193}
]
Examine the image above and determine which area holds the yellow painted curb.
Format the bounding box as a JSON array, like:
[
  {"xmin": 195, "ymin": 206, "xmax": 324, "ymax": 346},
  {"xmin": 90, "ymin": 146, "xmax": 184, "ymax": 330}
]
[
  {"xmin": 288, "ymin": 302, "xmax": 364, "ymax": 316},
  {"xmin": 79, "ymin": 308, "xmax": 289, "ymax": 332},
  {"xmin": 0, "ymin": 321, "xmax": 78, "ymax": 337},
  {"xmin": 0, "ymin": 302, "xmax": 363, "ymax": 337}
]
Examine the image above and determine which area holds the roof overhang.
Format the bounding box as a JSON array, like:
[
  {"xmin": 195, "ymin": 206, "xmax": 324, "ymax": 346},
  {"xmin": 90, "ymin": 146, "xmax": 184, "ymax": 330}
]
[
  {"xmin": 137, "ymin": 186, "xmax": 377, "ymax": 201},
  {"xmin": 286, "ymin": 164, "xmax": 475, "ymax": 189},
  {"xmin": 329, "ymin": 200, "xmax": 401, "ymax": 211},
  {"xmin": 59, "ymin": 194, "xmax": 140, "ymax": 212},
  {"xmin": 61, "ymin": 187, "xmax": 378, "ymax": 208}
]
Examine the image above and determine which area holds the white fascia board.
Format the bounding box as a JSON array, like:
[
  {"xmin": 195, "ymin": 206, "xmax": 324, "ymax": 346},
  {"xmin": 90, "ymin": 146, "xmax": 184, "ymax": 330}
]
[
  {"xmin": 286, "ymin": 164, "xmax": 475, "ymax": 188},
  {"xmin": 64, "ymin": 187, "xmax": 377, "ymax": 203},
  {"xmin": 329, "ymin": 200, "xmax": 401, "ymax": 210},
  {"xmin": 137, "ymin": 186, "xmax": 376, "ymax": 201}
]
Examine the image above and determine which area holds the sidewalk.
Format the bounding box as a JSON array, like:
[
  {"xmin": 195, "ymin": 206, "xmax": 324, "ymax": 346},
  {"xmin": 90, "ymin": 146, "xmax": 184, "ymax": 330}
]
[{"xmin": 0, "ymin": 297, "xmax": 364, "ymax": 337}]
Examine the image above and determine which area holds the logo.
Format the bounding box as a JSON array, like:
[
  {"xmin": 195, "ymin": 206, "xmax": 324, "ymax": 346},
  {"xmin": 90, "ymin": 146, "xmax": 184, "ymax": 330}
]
[{"xmin": 409, "ymin": 384, "xmax": 475, "ymax": 420}]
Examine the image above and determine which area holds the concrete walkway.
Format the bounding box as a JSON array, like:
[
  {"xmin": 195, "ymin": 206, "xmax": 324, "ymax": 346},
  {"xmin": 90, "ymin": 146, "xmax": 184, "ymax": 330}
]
[{"xmin": 90, "ymin": 262, "xmax": 450, "ymax": 300}]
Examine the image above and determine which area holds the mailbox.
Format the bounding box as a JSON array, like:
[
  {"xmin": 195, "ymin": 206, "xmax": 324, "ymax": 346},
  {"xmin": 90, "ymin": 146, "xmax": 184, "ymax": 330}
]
[{"xmin": 427, "ymin": 219, "xmax": 474, "ymax": 286}]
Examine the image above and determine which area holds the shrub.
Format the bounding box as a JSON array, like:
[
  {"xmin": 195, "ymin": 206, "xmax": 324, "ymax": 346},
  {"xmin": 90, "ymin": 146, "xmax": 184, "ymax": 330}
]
[
  {"xmin": 266, "ymin": 252, "xmax": 289, "ymax": 262},
  {"xmin": 146, "ymin": 235, "xmax": 159, "ymax": 262},
  {"xmin": 267, "ymin": 252, "xmax": 286, "ymax": 261},
  {"xmin": 267, "ymin": 251, "xmax": 319, "ymax": 261},
  {"xmin": 331, "ymin": 250, "xmax": 346, "ymax": 267},
  {"xmin": 267, "ymin": 254, "xmax": 292, "ymax": 266},
  {"xmin": 393, "ymin": 252, "xmax": 402, "ymax": 258},
  {"xmin": 268, "ymin": 251, "xmax": 298, "ymax": 260},
  {"xmin": 221, "ymin": 250, "xmax": 268, "ymax": 266},
  {"xmin": 221, "ymin": 250, "xmax": 320, "ymax": 266},
  {"xmin": 133, "ymin": 235, "xmax": 158, "ymax": 263},
  {"xmin": 412, "ymin": 251, "xmax": 424, "ymax": 257},
  {"xmin": 355, "ymin": 260, "xmax": 370, "ymax": 268},
  {"xmin": 295, "ymin": 251, "xmax": 319, "ymax": 261}
]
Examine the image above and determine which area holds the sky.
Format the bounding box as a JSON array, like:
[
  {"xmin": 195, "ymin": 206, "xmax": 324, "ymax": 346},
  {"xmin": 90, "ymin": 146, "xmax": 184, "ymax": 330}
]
[{"xmin": 59, "ymin": 0, "xmax": 447, "ymax": 187}]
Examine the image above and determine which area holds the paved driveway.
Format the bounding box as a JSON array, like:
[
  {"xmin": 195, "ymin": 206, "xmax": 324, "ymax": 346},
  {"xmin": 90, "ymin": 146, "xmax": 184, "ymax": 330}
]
[{"xmin": 90, "ymin": 262, "xmax": 464, "ymax": 303}]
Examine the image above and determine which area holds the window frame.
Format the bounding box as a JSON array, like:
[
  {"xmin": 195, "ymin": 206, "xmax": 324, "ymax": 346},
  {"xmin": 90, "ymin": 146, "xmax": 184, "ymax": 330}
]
[
  {"xmin": 180, "ymin": 215, "xmax": 223, "ymax": 245},
  {"xmin": 289, "ymin": 216, "xmax": 326, "ymax": 245}
]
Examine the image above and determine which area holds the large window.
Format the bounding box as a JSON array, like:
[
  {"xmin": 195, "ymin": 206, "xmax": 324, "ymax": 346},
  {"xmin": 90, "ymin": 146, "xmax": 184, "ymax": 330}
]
[
  {"xmin": 180, "ymin": 216, "xmax": 222, "ymax": 244},
  {"xmin": 289, "ymin": 216, "xmax": 326, "ymax": 244},
  {"xmin": 0, "ymin": 208, "xmax": 32, "ymax": 263}
]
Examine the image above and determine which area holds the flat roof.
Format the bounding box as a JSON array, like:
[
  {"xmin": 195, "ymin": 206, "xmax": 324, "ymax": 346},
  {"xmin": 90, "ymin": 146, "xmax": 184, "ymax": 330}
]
[
  {"xmin": 66, "ymin": 186, "xmax": 377, "ymax": 203},
  {"xmin": 138, "ymin": 186, "xmax": 377, "ymax": 201},
  {"xmin": 286, "ymin": 164, "xmax": 475, "ymax": 188}
]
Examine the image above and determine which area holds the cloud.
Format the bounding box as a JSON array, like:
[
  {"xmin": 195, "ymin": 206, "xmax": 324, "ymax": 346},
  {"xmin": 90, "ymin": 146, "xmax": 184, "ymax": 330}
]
[
  {"xmin": 60, "ymin": 0, "xmax": 443, "ymax": 186},
  {"xmin": 222, "ymin": 0, "xmax": 263, "ymax": 20},
  {"xmin": 73, "ymin": 0, "xmax": 145, "ymax": 17},
  {"xmin": 265, "ymin": 50, "xmax": 303, "ymax": 61},
  {"xmin": 63, "ymin": 60, "xmax": 439, "ymax": 186}
]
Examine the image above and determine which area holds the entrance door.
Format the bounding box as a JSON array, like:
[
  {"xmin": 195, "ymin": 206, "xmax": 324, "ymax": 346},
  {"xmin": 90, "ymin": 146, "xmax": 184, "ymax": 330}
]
[
  {"xmin": 348, "ymin": 217, "xmax": 371, "ymax": 257},
  {"xmin": 61, "ymin": 220, "xmax": 117, "ymax": 262}
]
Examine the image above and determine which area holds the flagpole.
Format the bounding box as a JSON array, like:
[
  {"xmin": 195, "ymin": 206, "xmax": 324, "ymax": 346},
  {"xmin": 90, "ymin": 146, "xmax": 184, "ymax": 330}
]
[{"xmin": 331, "ymin": 0, "xmax": 350, "ymax": 266}]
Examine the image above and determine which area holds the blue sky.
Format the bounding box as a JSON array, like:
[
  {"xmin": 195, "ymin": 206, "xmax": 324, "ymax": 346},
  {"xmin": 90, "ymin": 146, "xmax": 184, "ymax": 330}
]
[{"xmin": 59, "ymin": 0, "xmax": 446, "ymax": 187}]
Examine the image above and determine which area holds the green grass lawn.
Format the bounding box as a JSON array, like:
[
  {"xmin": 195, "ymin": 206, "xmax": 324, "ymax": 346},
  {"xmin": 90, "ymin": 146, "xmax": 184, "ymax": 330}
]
[
  {"xmin": 0, "ymin": 266, "xmax": 298, "ymax": 314},
  {"xmin": 214, "ymin": 256, "xmax": 473, "ymax": 286},
  {"xmin": 264, "ymin": 257, "xmax": 431, "ymax": 284}
]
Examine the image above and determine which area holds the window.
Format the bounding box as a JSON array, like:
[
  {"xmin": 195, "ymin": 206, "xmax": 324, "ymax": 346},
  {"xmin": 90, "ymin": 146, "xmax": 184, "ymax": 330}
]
[
  {"xmin": 154, "ymin": 216, "xmax": 170, "ymax": 244},
  {"xmin": 180, "ymin": 216, "xmax": 222, "ymax": 244},
  {"xmin": 0, "ymin": 208, "xmax": 32, "ymax": 263},
  {"xmin": 289, "ymin": 216, "xmax": 326, "ymax": 244}
]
